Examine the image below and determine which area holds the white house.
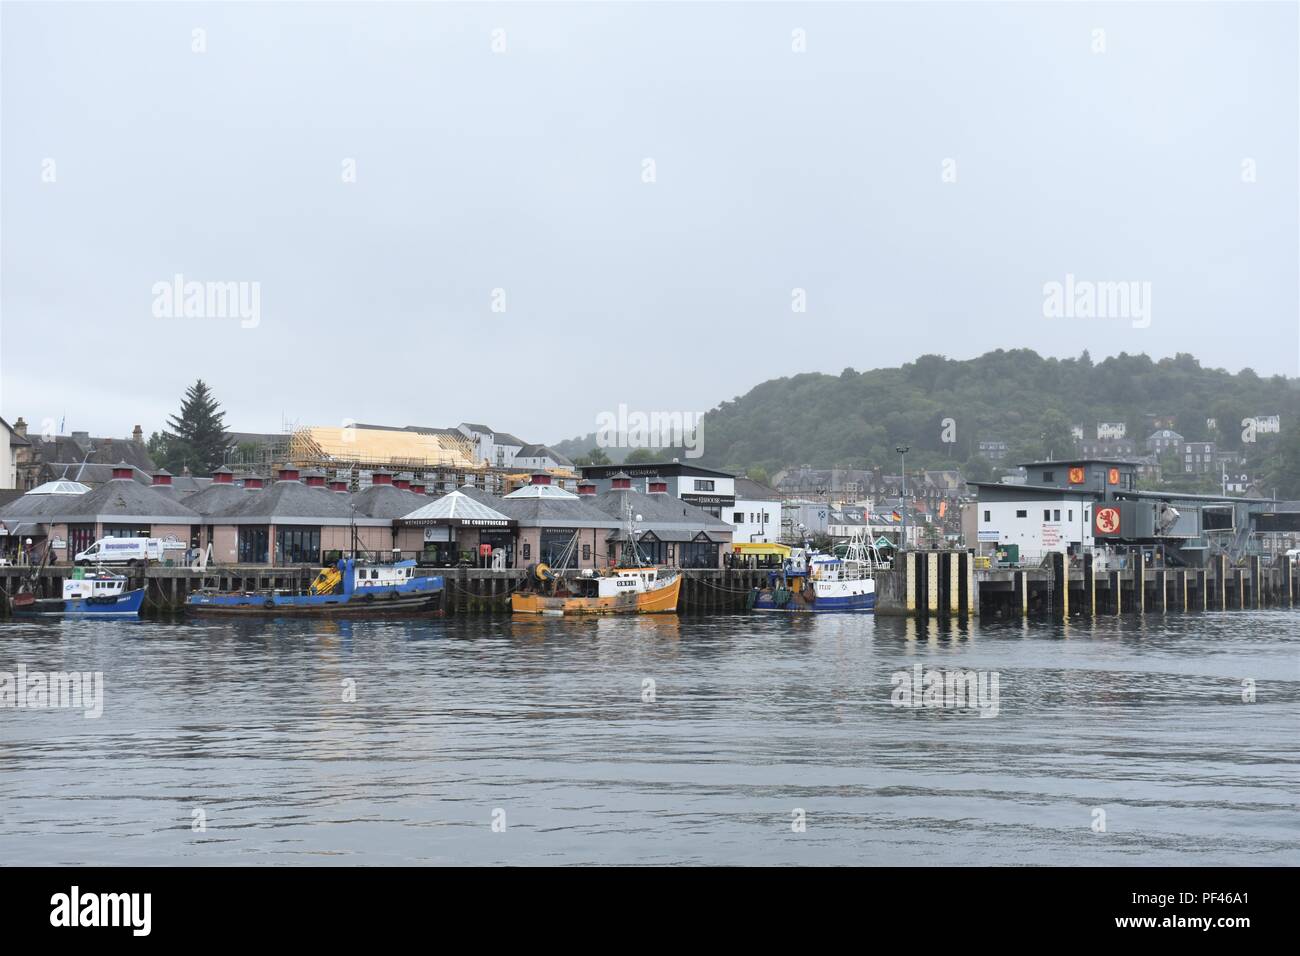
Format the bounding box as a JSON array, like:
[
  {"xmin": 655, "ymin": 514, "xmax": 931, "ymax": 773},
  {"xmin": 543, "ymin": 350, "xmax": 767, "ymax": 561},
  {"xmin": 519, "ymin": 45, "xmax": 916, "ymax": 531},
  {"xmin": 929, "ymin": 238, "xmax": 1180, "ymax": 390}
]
[
  {"xmin": 731, "ymin": 477, "xmax": 782, "ymax": 543},
  {"xmin": 0, "ymin": 417, "xmax": 28, "ymax": 490},
  {"xmin": 456, "ymin": 423, "xmax": 526, "ymax": 469},
  {"xmin": 1146, "ymin": 429, "xmax": 1184, "ymax": 456},
  {"xmin": 1097, "ymin": 422, "xmax": 1127, "ymax": 440},
  {"xmin": 514, "ymin": 443, "xmax": 573, "ymax": 471}
]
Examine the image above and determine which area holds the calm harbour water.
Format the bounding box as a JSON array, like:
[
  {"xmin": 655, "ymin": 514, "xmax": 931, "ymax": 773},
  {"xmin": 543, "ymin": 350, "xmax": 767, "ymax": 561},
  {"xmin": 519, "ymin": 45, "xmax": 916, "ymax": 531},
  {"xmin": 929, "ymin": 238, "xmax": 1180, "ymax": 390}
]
[{"xmin": 1, "ymin": 610, "xmax": 1297, "ymax": 866}]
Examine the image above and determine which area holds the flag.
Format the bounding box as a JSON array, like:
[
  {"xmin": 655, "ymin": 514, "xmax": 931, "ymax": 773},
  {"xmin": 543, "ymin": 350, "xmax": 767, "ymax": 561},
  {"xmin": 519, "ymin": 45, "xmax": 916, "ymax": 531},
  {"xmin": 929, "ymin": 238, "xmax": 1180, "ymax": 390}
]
[
  {"xmin": 891, "ymin": 510, "xmax": 901, "ymax": 521},
  {"xmin": 939, "ymin": 500, "xmax": 947, "ymax": 518}
]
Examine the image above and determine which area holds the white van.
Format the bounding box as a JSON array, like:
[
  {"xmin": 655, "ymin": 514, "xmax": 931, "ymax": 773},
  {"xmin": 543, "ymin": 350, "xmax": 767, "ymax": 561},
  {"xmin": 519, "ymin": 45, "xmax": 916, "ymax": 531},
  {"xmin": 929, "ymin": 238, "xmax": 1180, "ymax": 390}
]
[{"xmin": 75, "ymin": 537, "xmax": 167, "ymax": 567}]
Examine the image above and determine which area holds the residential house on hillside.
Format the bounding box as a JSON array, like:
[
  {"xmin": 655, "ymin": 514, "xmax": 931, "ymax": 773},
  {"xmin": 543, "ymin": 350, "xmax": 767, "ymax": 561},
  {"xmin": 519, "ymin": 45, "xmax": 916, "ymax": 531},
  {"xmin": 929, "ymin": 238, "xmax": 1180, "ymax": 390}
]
[
  {"xmin": 1146, "ymin": 429, "xmax": 1184, "ymax": 456},
  {"xmin": 1181, "ymin": 441, "xmax": 1216, "ymax": 475},
  {"xmin": 771, "ymin": 465, "xmax": 874, "ymax": 499}
]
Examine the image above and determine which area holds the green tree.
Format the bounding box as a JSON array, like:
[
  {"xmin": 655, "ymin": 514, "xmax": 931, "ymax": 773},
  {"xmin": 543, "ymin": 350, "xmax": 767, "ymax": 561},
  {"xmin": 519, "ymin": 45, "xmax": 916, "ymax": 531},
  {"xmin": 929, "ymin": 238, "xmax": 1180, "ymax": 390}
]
[
  {"xmin": 1263, "ymin": 425, "xmax": 1300, "ymax": 498},
  {"xmin": 145, "ymin": 430, "xmax": 173, "ymax": 467},
  {"xmin": 161, "ymin": 379, "xmax": 228, "ymax": 473},
  {"xmin": 1039, "ymin": 410, "xmax": 1074, "ymax": 461},
  {"xmin": 962, "ymin": 455, "xmax": 992, "ymax": 483},
  {"xmin": 624, "ymin": 447, "xmax": 657, "ymax": 465},
  {"xmin": 584, "ymin": 447, "xmax": 611, "ymax": 466},
  {"xmin": 746, "ymin": 466, "xmax": 770, "ymax": 486}
]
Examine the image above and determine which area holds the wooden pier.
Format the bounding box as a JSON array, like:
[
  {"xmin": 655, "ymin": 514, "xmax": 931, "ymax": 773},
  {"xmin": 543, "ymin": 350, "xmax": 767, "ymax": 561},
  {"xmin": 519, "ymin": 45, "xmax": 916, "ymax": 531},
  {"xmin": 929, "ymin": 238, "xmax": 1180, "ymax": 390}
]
[
  {"xmin": 0, "ymin": 555, "xmax": 1291, "ymax": 619},
  {"xmin": 0, "ymin": 565, "xmax": 774, "ymax": 617}
]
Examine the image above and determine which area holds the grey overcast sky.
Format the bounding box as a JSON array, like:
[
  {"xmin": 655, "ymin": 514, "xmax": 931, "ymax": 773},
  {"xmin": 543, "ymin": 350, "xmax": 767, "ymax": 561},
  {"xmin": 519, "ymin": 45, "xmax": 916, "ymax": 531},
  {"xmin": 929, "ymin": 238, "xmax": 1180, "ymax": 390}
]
[{"xmin": 2, "ymin": 2, "xmax": 1297, "ymax": 446}]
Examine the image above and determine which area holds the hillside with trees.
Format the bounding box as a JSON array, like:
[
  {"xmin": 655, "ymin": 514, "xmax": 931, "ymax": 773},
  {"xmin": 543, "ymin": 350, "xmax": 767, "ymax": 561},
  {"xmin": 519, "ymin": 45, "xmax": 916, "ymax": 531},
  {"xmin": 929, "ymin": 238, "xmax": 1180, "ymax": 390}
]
[{"xmin": 554, "ymin": 350, "xmax": 1300, "ymax": 496}]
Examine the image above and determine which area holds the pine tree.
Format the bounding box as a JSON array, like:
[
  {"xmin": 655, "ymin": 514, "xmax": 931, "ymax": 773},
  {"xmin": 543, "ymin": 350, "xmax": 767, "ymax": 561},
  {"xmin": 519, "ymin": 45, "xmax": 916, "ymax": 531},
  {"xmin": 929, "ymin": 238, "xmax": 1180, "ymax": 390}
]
[{"xmin": 162, "ymin": 380, "xmax": 228, "ymax": 473}]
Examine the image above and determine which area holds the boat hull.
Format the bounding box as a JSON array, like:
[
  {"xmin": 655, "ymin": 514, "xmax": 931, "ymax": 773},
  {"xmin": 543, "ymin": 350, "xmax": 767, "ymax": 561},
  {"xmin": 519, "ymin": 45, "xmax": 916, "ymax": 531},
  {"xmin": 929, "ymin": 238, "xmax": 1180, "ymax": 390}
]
[
  {"xmin": 511, "ymin": 574, "xmax": 680, "ymax": 616},
  {"xmin": 751, "ymin": 579, "xmax": 875, "ymax": 613},
  {"xmin": 10, "ymin": 588, "xmax": 145, "ymax": 618},
  {"xmin": 187, "ymin": 578, "xmax": 444, "ymax": 615}
]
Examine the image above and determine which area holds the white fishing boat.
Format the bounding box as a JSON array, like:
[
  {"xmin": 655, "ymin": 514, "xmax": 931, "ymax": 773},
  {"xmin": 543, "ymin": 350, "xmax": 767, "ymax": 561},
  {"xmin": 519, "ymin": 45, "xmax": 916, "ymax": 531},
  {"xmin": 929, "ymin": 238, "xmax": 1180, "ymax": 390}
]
[{"xmin": 749, "ymin": 529, "xmax": 882, "ymax": 613}]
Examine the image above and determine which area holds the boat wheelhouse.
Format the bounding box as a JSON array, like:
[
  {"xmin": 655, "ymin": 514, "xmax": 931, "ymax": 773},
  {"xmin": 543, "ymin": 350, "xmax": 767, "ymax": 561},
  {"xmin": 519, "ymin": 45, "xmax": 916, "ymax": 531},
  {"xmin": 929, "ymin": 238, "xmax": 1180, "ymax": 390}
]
[{"xmin": 9, "ymin": 571, "xmax": 144, "ymax": 618}]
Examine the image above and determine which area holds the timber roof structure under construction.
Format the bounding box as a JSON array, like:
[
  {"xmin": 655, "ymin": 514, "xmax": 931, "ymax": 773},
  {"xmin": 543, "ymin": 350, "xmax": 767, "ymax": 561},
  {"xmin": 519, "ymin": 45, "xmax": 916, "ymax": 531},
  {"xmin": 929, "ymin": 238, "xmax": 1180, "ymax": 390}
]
[{"xmin": 288, "ymin": 425, "xmax": 479, "ymax": 471}]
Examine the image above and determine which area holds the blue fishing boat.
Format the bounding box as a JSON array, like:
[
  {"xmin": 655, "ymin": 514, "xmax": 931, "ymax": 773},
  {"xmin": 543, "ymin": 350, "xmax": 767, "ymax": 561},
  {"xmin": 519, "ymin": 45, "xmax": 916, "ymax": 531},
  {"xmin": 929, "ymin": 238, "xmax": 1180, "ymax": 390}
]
[
  {"xmin": 749, "ymin": 531, "xmax": 880, "ymax": 613},
  {"xmin": 9, "ymin": 571, "xmax": 144, "ymax": 618},
  {"xmin": 186, "ymin": 557, "xmax": 443, "ymax": 615}
]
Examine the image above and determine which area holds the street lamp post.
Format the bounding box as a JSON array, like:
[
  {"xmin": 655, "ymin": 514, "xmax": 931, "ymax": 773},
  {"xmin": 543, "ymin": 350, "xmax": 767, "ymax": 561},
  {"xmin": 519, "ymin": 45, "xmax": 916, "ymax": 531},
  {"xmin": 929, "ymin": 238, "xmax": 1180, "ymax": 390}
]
[{"xmin": 896, "ymin": 445, "xmax": 909, "ymax": 550}]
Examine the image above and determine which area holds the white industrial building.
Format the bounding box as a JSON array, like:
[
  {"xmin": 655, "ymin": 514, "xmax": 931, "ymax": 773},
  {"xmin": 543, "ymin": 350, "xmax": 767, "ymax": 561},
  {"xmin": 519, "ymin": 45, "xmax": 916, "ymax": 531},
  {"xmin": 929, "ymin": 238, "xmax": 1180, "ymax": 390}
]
[{"xmin": 731, "ymin": 477, "xmax": 782, "ymax": 543}]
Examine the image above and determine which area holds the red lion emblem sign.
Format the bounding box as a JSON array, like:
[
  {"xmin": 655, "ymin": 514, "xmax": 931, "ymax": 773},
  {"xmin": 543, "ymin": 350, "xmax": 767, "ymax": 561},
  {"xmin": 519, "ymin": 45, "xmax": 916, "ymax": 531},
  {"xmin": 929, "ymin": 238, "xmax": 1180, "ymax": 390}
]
[{"xmin": 1094, "ymin": 506, "xmax": 1121, "ymax": 535}]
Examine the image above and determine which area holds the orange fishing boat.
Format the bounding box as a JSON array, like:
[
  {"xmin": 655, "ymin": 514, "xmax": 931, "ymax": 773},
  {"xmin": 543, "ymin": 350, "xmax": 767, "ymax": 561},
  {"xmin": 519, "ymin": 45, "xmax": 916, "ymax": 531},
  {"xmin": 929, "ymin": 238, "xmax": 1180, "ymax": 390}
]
[
  {"xmin": 511, "ymin": 516, "xmax": 681, "ymax": 616},
  {"xmin": 510, "ymin": 565, "xmax": 681, "ymax": 616}
]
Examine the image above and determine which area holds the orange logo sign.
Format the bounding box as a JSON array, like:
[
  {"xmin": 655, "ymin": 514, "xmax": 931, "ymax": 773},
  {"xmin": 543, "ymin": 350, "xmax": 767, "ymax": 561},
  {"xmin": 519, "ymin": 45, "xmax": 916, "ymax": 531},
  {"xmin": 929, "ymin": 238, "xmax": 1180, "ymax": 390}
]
[
  {"xmin": 1068, "ymin": 467, "xmax": 1085, "ymax": 484},
  {"xmin": 1107, "ymin": 468, "xmax": 1121, "ymax": 485},
  {"xmin": 1095, "ymin": 507, "xmax": 1121, "ymax": 535}
]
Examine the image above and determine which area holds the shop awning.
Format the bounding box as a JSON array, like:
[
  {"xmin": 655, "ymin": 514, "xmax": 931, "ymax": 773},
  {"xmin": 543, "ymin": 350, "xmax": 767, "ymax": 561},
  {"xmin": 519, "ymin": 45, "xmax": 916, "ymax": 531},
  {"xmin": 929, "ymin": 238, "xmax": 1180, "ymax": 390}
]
[{"xmin": 733, "ymin": 542, "xmax": 791, "ymax": 557}]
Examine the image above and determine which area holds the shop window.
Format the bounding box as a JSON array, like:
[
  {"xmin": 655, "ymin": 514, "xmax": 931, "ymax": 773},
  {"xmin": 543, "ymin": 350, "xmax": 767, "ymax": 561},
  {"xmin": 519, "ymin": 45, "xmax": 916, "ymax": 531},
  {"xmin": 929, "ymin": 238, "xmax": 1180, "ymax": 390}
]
[
  {"xmin": 681, "ymin": 538, "xmax": 719, "ymax": 568},
  {"xmin": 275, "ymin": 527, "xmax": 321, "ymax": 565},
  {"xmin": 238, "ymin": 526, "xmax": 269, "ymax": 564}
]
